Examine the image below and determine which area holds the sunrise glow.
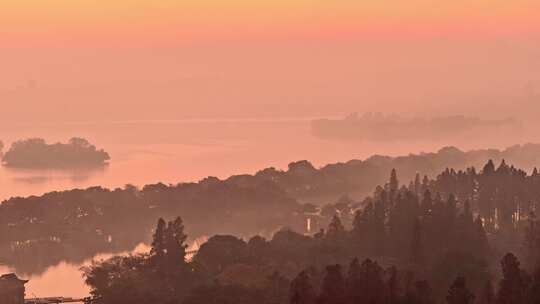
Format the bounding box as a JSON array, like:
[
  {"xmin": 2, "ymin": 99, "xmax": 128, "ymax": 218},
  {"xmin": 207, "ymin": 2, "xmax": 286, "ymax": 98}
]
[{"xmin": 2, "ymin": 0, "xmax": 540, "ymax": 46}]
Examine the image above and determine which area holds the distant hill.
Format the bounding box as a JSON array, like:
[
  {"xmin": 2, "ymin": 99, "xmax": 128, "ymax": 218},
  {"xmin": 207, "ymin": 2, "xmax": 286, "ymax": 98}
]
[
  {"xmin": 2, "ymin": 137, "xmax": 110, "ymax": 169},
  {"xmin": 229, "ymin": 143, "xmax": 540, "ymax": 203},
  {"xmin": 311, "ymin": 113, "xmax": 520, "ymax": 142}
]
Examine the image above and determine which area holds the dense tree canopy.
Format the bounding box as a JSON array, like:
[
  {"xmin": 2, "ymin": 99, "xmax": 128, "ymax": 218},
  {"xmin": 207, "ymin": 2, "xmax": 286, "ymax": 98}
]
[
  {"xmin": 4, "ymin": 146, "xmax": 540, "ymax": 304},
  {"xmin": 2, "ymin": 137, "xmax": 110, "ymax": 168},
  {"xmin": 65, "ymin": 157, "xmax": 540, "ymax": 303}
]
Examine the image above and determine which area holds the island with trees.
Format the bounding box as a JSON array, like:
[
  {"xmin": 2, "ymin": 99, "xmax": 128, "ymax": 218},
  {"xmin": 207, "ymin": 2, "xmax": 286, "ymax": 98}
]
[{"xmin": 1, "ymin": 137, "xmax": 110, "ymax": 169}]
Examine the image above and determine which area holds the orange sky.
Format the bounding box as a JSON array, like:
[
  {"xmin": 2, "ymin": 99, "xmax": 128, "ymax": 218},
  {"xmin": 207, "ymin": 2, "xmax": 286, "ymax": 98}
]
[
  {"xmin": 2, "ymin": 0, "xmax": 540, "ymax": 46},
  {"xmin": 1, "ymin": 1, "xmax": 539, "ymax": 122}
]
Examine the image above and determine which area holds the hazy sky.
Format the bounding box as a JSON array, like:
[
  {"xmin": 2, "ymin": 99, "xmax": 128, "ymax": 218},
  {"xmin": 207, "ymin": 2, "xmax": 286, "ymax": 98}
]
[{"xmin": 1, "ymin": 1, "xmax": 539, "ymax": 122}]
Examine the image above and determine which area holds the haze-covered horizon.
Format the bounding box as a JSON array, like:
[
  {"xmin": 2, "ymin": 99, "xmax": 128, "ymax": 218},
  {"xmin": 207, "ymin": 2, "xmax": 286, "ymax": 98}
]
[
  {"xmin": 3, "ymin": 1, "xmax": 540, "ymax": 302},
  {"xmin": 2, "ymin": 41, "xmax": 539, "ymax": 123},
  {"xmin": 2, "ymin": 3, "xmax": 540, "ymax": 123}
]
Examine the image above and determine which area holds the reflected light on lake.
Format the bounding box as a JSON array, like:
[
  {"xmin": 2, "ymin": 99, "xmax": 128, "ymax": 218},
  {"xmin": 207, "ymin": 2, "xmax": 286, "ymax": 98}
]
[
  {"xmin": 0, "ymin": 243, "xmax": 151, "ymax": 298},
  {"xmin": 0, "ymin": 119, "xmax": 523, "ymax": 201},
  {"xmin": 0, "ymin": 119, "xmax": 534, "ymax": 297}
]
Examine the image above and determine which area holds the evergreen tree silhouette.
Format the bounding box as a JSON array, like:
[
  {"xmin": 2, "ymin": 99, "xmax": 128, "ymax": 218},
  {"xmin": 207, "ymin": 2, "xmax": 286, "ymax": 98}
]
[
  {"xmin": 318, "ymin": 264, "xmax": 346, "ymax": 304},
  {"xmin": 327, "ymin": 215, "xmax": 345, "ymax": 239},
  {"xmin": 150, "ymin": 218, "xmax": 167, "ymax": 264},
  {"xmin": 477, "ymin": 280, "xmax": 495, "ymax": 304},
  {"xmin": 414, "ymin": 173, "xmax": 422, "ymax": 196},
  {"xmin": 164, "ymin": 216, "xmax": 188, "ymax": 268},
  {"xmin": 346, "ymin": 258, "xmax": 362, "ymax": 304},
  {"xmin": 346, "ymin": 258, "xmax": 385, "ymax": 304},
  {"xmin": 524, "ymin": 212, "xmax": 540, "ymax": 270},
  {"xmin": 446, "ymin": 277, "xmax": 475, "ymax": 304},
  {"xmin": 497, "ymin": 253, "xmax": 526, "ymax": 304},
  {"xmin": 389, "ymin": 169, "xmax": 399, "ymax": 199},
  {"xmin": 422, "ymin": 175, "xmax": 430, "ymax": 193},
  {"xmin": 290, "ymin": 271, "xmax": 316, "ymax": 304},
  {"xmin": 385, "ymin": 266, "xmax": 399, "ymax": 304},
  {"xmin": 473, "ymin": 215, "xmax": 489, "ymax": 258},
  {"xmin": 421, "ymin": 190, "xmax": 433, "ymax": 217},
  {"xmin": 526, "ymin": 268, "xmax": 540, "ymax": 304},
  {"xmin": 411, "ymin": 218, "xmax": 424, "ymax": 267}
]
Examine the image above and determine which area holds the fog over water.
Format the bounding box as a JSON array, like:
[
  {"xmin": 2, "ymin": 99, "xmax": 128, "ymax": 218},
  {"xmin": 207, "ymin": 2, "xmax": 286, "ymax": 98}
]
[
  {"xmin": 0, "ymin": 119, "xmax": 537, "ymax": 298},
  {"xmin": 2, "ymin": 1, "xmax": 540, "ymax": 302},
  {"xmin": 1, "ymin": 41, "xmax": 539, "ymax": 298},
  {"xmin": 0, "ymin": 118, "xmax": 536, "ymax": 201},
  {"xmin": 0, "ymin": 243, "xmax": 151, "ymax": 298}
]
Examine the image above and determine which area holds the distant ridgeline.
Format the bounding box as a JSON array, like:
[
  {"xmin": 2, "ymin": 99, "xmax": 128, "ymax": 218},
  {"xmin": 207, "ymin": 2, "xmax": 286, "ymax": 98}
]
[
  {"xmin": 83, "ymin": 160, "xmax": 540, "ymax": 304},
  {"xmin": 251, "ymin": 143, "xmax": 540, "ymax": 202},
  {"xmin": 0, "ymin": 138, "xmax": 110, "ymax": 169},
  {"xmin": 1, "ymin": 143, "xmax": 540, "ymax": 275},
  {"xmin": 311, "ymin": 113, "xmax": 519, "ymax": 142}
]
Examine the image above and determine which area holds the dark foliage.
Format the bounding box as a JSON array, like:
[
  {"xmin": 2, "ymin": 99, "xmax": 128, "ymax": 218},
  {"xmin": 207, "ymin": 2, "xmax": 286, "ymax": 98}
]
[{"xmin": 2, "ymin": 137, "xmax": 110, "ymax": 168}]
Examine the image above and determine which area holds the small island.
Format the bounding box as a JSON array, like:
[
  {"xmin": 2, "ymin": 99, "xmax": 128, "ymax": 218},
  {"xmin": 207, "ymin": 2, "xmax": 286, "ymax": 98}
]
[{"xmin": 2, "ymin": 137, "xmax": 110, "ymax": 169}]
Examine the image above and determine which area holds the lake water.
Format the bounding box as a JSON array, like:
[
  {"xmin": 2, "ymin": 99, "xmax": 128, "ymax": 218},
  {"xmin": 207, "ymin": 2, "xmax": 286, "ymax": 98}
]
[
  {"xmin": 0, "ymin": 244, "xmax": 149, "ymax": 299},
  {"xmin": 0, "ymin": 238, "xmax": 207, "ymax": 299},
  {"xmin": 0, "ymin": 118, "xmax": 530, "ymax": 297},
  {"xmin": 0, "ymin": 118, "xmax": 523, "ymax": 200}
]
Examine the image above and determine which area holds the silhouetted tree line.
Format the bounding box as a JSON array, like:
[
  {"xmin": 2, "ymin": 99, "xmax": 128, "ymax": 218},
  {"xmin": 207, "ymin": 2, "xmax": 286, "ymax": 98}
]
[
  {"xmin": 422, "ymin": 159, "xmax": 540, "ymax": 232},
  {"xmin": 84, "ymin": 209, "xmax": 540, "ymax": 304},
  {"xmin": 84, "ymin": 216, "xmax": 200, "ymax": 303},
  {"xmin": 251, "ymin": 144, "xmax": 540, "ymax": 202},
  {"xmin": 3, "ymin": 147, "xmax": 540, "ymax": 276},
  {"xmin": 81, "ymin": 158, "xmax": 540, "ymax": 303},
  {"xmin": 0, "ymin": 179, "xmax": 301, "ymax": 275},
  {"xmin": 289, "ymin": 252, "xmax": 540, "ymax": 304}
]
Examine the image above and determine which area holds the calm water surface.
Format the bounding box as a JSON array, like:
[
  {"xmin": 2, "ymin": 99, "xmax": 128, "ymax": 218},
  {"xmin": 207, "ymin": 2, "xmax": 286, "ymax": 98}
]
[
  {"xmin": 0, "ymin": 119, "xmax": 522, "ymax": 297},
  {"xmin": 0, "ymin": 244, "xmax": 149, "ymax": 298}
]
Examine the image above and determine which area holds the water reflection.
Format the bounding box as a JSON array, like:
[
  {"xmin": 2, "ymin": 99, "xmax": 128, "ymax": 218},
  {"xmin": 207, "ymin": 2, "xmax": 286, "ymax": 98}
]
[
  {"xmin": 7, "ymin": 165, "xmax": 109, "ymax": 185},
  {"xmin": 12, "ymin": 176, "xmax": 51, "ymax": 184},
  {"xmin": 0, "ymin": 243, "xmax": 150, "ymax": 298},
  {"xmin": 0, "ymin": 119, "xmax": 534, "ymax": 298},
  {"xmin": 0, "ymin": 237, "xmax": 206, "ymax": 298},
  {"xmin": 0, "ymin": 234, "xmax": 145, "ymax": 278}
]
